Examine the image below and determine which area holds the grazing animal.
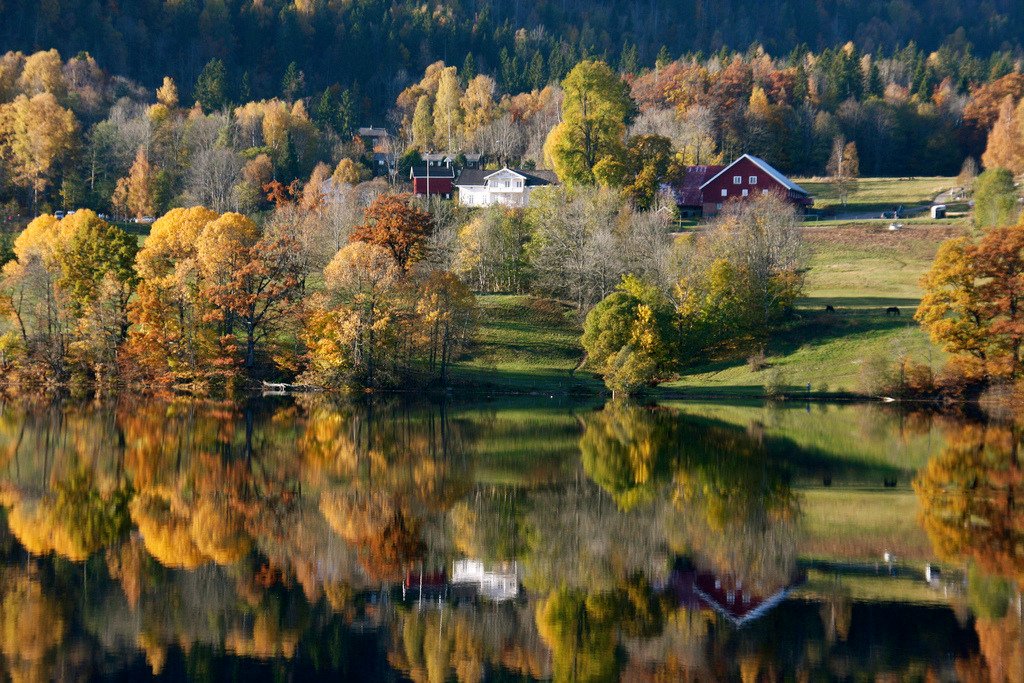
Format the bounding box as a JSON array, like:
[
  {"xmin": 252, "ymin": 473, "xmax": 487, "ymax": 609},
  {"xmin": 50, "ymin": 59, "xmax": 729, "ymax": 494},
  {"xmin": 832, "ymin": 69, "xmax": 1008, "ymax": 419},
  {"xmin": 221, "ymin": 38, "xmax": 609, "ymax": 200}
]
[
  {"xmin": 886, "ymin": 306, "xmax": 901, "ymax": 316},
  {"xmin": 825, "ymin": 304, "xmax": 835, "ymax": 313},
  {"xmin": 822, "ymin": 475, "xmax": 832, "ymax": 487},
  {"xmin": 883, "ymin": 477, "xmax": 897, "ymax": 488}
]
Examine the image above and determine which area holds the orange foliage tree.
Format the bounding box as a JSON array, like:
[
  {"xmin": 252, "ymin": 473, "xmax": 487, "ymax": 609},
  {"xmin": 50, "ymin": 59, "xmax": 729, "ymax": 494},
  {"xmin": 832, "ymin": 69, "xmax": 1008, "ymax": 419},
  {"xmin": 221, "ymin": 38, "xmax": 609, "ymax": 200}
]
[
  {"xmin": 916, "ymin": 223, "xmax": 1024, "ymax": 380},
  {"xmin": 349, "ymin": 192, "xmax": 433, "ymax": 271}
]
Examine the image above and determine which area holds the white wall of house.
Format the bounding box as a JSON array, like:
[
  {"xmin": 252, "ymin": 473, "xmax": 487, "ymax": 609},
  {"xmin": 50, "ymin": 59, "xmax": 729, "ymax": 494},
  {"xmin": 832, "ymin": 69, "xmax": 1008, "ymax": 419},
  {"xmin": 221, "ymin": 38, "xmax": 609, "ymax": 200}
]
[{"xmin": 456, "ymin": 168, "xmax": 537, "ymax": 208}]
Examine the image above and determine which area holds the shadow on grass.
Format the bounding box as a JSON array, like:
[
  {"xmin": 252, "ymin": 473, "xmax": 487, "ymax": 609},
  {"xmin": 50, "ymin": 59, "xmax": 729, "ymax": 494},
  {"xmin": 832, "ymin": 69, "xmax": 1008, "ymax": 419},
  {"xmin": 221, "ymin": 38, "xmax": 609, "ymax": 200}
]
[
  {"xmin": 798, "ymin": 296, "xmax": 921, "ymax": 310},
  {"xmin": 676, "ymin": 296, "xmax": 923, "ymax": 380}
]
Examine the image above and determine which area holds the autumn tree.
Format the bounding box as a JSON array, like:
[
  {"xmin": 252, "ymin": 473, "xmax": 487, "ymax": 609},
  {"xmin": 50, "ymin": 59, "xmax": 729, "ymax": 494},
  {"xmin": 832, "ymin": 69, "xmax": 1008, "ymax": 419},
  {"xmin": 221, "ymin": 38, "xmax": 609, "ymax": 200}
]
[
  {"xmin": 916, "ymin": 224, "xmax": 1024, "ymax": 380},
  {"xmin": 675, "ymin": 194, "xmax": 805, "ymax": 357},
  {"xmin": 411, "ymin": 94, "xmax": 433, "ymax": 152},
  {"xmin": 0, "ymin": 92, "xmax": 78, "ymax": 206},
  {"xmin": 544, "ymin": 60, "xmax": 635, "ymax": 186},
  {"xmin": 197, "ymin": 213, "xmax": 304, "ymax": 369},
  {"xmin": 826, "ymin": 137, "xmax": 859, "ymax": 206},
  {"xmin": 156, "ymin": 76, "xmax": 179, "ymax": 109},
  {"xmin": 332, "ymin": 158, "xmax": 362, "ymax": 185},
  {"xmin": 414, "ymin": 271, "xmax": 477, "ymax": 384},
  {"xmin": 303, "ymin": 241, "xmax": 404, "ymax": 387},
  {"xmin": 126, "ymin": 206, "xmax": 222, "ymax": 385},
  {"xmin": 582, "ymin": 275, "xmax": 674, "ymax": 395},
  {"xmin": 432, "ymin": 66, "xmax": 463, "ymax": 151},
  {"xmin": 981, "ymin": 96, "xmax": 1024, "ymax": 174},
  {"xmin": 112, "ymin": 146, "xmax": 157, "ymax": 218},
  {"xmin": 350, "ymin": 192, "xmax": 433, "ymax": 270}
]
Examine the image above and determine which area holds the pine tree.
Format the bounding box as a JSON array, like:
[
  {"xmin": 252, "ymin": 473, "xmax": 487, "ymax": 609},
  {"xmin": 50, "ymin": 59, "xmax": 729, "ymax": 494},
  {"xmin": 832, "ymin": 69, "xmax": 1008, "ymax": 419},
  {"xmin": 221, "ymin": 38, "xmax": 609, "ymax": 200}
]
[
  {"xmin": 528, "ymin": 51, "xmax": 546, "ymax": 90},
  {"xmin": 193, "ymin": 58, "xmax": 227, "ymax": 112},
  {"xmin": 618, "ymin": 42, "xmax": 638, "ymax": 74},
  {"xmin": 281, "ymin": 62, "xmax": 305, "ymax": 101},
  {"xmin": 314, "ymin": 88, "xmax": 337, "ymax": 132},
  {"xmin": 461, "ymin": 53, "xmax": 476, "ymax": 84},
  {"xmin": 656, "ymin": 46, "xmax": 671, "ymax": 69},
  {"xmin": 866, "ymin": 62, "xmax": 884, "ymax": 98}
]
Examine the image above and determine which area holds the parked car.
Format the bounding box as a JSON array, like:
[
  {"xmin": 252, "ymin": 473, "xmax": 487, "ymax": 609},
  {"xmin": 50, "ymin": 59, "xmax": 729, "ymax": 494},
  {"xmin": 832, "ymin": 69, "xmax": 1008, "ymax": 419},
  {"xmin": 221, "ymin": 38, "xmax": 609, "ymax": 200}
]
[{"xmin": 54, "ymin": 211, "xmax": 65, "ymax": 219}]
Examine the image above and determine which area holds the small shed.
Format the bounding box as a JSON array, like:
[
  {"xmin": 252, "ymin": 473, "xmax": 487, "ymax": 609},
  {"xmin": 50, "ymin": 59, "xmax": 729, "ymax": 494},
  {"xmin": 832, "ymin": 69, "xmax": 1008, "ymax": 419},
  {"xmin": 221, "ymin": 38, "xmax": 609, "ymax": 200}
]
[{"xmin": 930, "ymin": 204, "xmax": 947, "ymax": 219}]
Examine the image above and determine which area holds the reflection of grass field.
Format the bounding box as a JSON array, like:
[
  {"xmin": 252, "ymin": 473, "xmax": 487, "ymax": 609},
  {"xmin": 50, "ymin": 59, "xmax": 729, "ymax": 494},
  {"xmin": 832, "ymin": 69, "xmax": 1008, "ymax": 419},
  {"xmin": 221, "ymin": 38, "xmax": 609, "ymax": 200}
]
[
  {"xmin": 796, "ymin": 176, "xmax": 956, "ymax": 214},
  {"xmin": 665, "ymin": 401, "xmax": 942, "ymax": 482},
  {"xmin": 796, "ymin": 569, "xmax": 947, "ymax": 604},
  {"xmin": 662, "ymin": 225, "xmax": 961, "ymax": 396},
  {"xmin": 799, "ymin": 488, "xmax": 934, "ymax": 563}
]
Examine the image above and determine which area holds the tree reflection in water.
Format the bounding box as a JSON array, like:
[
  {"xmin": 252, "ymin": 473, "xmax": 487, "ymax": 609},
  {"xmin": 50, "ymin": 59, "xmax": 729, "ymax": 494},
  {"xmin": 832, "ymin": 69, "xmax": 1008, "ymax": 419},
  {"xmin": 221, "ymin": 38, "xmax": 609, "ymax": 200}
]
[
  {"xmin": 914, "ymin": 417, "xmax": 1024, "ymax": 682},
  {"xmin": 0, "ymin": 397, "xmax": 1008, "ymax": 680}
]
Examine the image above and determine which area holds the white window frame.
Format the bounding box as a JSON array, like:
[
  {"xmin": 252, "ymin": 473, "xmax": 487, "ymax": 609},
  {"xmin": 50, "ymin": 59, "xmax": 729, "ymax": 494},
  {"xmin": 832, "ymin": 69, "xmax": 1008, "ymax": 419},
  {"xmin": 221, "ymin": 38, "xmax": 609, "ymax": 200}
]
[
  {"xmin": 741, "ymin": 189, "xmax": 749, "ymax": 197},
  {"xmin": 762, "ymin": 189, "xmax": 769, "ymax": 195},
  {"xmin": 733, "ymin": 175, "xmax": 742, "ymax": 184},
  {"xmin": 721, "ymin": 188, "xmax": 728, "ymax": 197},
  {"xmin": 749, "ymin": 175, "xmax": 758, "ymax": 184}
]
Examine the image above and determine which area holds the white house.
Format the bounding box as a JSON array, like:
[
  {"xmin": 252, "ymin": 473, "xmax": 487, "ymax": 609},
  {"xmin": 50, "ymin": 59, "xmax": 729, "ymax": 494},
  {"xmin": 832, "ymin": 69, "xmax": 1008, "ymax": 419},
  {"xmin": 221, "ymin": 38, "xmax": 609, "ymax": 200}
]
[{"xmin": 454, "ymin": 167, "xmax": 556, "ymax": 208}]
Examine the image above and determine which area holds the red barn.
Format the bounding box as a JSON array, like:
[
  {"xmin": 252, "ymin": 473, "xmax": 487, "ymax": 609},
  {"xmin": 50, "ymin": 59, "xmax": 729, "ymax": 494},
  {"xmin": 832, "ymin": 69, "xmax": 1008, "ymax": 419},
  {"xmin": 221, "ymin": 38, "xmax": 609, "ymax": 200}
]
[
  {"xmin": 410, "ymin": 162, "xmax": 455, "ymax": 199},
  {"xmin": 698, "ymin": 154, "xmax": 812, "ymax": 216}
]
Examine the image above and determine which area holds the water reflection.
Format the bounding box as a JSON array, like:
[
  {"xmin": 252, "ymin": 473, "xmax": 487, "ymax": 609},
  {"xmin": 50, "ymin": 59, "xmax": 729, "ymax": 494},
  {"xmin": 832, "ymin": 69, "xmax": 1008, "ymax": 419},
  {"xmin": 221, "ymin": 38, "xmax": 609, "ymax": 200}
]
[{"xmin": 0, "ymin": 398, "xmax": 1017, "ymax": 680}]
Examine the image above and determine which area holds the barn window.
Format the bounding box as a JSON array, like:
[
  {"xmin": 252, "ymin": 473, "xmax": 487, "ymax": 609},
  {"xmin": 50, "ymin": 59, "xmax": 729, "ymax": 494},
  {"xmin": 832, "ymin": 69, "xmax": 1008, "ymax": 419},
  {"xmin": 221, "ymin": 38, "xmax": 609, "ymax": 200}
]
[
  {"xmin": 733, "ymin": 175, "xmax": 742, "ymax": 184},
  {"xmin": 749, "ymin": 175, "xmax": 758, "ymax": 184},
  {"xmin": 742, "ymin": 189, "xmax": 749, "ymax": 197},
  {"xmin": 762, "ymin": 189, "xmax": 769, "ymax": 195},
  {"xmin": 721, "ymin": 189, "xmax": 728, "ymax": 197}
]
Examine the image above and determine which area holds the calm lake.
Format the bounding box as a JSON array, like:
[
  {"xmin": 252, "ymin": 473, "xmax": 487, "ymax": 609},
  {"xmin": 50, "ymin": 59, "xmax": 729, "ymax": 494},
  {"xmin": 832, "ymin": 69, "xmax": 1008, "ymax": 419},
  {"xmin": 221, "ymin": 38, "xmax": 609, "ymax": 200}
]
[{"xmin": 0, "ymin": 397, "xmax": 1019, "ymax": 681}]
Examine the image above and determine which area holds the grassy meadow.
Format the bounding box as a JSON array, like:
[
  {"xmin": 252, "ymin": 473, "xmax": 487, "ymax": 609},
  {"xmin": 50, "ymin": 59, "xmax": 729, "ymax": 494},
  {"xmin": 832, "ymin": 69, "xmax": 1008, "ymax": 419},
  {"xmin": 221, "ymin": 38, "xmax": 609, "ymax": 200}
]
[
  {"xmin": 796, "ymin": 175, "xmax": 959, "ymax": 214},
  {"xmin": 448, "ymin": 177, "xmax": 966, "ymax": 397},
  {"xmin": 661, "ymin": 223, "xmax": 965, "ymax": 397}
]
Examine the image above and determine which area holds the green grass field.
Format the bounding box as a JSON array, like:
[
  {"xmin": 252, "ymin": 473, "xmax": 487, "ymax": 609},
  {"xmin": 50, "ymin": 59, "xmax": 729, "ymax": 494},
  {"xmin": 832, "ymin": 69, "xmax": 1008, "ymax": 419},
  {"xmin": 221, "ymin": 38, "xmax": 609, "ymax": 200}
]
[
  {"xmin": 796, "ymin": 176, "xmax": 958, "ymax": 214},
  {"xmin": 450, "ymin": 295, "xmax": 603, "ymax": 394},
  {"xmin": 661, "ymin": 224, "xmax": 963, "ymax": 397}
]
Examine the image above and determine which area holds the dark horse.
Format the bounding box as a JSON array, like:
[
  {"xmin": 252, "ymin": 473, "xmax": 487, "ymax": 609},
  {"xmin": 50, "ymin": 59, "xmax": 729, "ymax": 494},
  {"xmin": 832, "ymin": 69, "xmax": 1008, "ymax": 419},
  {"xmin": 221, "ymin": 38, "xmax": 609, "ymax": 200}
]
[
  {"xmin": 886, "ymin": 306, "xmax": 901, "ymax": 316},
  {"xmin": 825, "ymin": 304, "xmax": 836, "ymax": 313}
]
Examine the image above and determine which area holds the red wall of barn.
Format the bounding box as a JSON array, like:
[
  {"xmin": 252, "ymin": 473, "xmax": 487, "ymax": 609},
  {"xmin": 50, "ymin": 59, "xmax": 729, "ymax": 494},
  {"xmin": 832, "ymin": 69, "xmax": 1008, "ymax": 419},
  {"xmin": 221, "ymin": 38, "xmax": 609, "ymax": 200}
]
[
  {"xmin": 701, "ymin": 157, "xmax": 789, "ymax": 209},
  {"xmin": 412, "ymin": 177, "xmax": 454, "ymax": 195}
]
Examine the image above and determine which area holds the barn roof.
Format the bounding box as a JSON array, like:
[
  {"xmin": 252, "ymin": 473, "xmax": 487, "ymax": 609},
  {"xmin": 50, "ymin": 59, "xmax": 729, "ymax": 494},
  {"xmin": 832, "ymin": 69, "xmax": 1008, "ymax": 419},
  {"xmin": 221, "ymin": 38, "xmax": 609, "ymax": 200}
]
[
  {"xmin": 672, "ymin": 164, "xmax": 725, "ymax": 206},
  {"xmin": 699, "ymin": 154, "xmax": 809, "ymax": 196}
]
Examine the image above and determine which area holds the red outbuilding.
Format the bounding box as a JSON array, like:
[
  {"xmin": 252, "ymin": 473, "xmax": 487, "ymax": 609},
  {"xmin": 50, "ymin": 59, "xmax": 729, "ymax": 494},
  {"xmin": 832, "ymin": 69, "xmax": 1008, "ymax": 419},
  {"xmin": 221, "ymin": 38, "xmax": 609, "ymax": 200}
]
[
  {"xmin": 410, "ymin": 159, "xmax": 456, "ymax": 199},
  {"xmin": 698, "ymin": 154, "xmax": 812, "ymax": 216}
]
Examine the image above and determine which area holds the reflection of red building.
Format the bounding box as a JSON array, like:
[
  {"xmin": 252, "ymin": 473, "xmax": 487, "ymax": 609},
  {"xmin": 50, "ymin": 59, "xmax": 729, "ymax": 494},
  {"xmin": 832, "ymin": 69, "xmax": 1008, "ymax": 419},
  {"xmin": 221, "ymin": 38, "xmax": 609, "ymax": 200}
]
[{"xmin": 667, "ymin": 566, "xmax": 804, "ymax": 627}]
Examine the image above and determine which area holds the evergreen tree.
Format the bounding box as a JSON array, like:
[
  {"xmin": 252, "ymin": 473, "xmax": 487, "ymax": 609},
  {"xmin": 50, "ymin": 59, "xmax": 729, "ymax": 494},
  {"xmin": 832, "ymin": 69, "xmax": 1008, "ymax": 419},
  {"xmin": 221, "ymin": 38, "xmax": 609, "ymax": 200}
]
[
  {"xmin": 619, "ymin": 42, "xmax": 638, "ymax": 75},
  {"xmin": 238, "ymin": 71, "xmax": 252, "ymax": 103},
  {"xmin": 528, "ymin": 51, "xmax": 546, "ymax": 90},
  {"xmin": 193, "ymin": 58, "xmax": 227, "ymax": 112},
  {"xmin": 461, "ymin": 53, "xmax": 476, "ymax": 84},
  {"xmin": 866, "ymin": 62, "xmax": 884, "ymax": 98},
  {"xmin": 282, "ymin": 61, "xmax": 305, "ymax": 101}
]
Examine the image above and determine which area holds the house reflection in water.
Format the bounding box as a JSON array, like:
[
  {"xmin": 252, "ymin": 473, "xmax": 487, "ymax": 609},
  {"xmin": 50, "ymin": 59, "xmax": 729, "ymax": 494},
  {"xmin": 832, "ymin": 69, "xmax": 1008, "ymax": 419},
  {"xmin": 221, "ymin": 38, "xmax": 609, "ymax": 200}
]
[
  {"xmin": 666, "ymin": 559, "xmax": 804, "ymax": 627},
  {"xmin": 402, "ymin": 560, "xmax": 521, "ymax": 603},
  {"xmin": 451, "ymin": 560, "xmax": 520, "ymax": 602}
]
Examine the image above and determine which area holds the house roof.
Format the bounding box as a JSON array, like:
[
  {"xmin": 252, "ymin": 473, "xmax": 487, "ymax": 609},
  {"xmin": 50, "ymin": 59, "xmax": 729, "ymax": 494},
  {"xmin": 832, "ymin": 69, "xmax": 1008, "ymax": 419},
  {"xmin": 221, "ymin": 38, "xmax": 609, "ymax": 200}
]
[
  {"xmin": 456, "ymin": 167, "xmax": 557, "ymax": 187},
  {"xmin": 672, "ymin": 164, "xmax": 725, "ymax": 206},
  {"xmin": 410, "ymin": 164, "xmax": 455, "ymax": 179},
  {"xmin": 357, "ymin": 126, "xmax": 389, "ymax": 138},
  {"xmin": 699, "ymin": 154, "xmax": 809, "ymax": 196}
]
